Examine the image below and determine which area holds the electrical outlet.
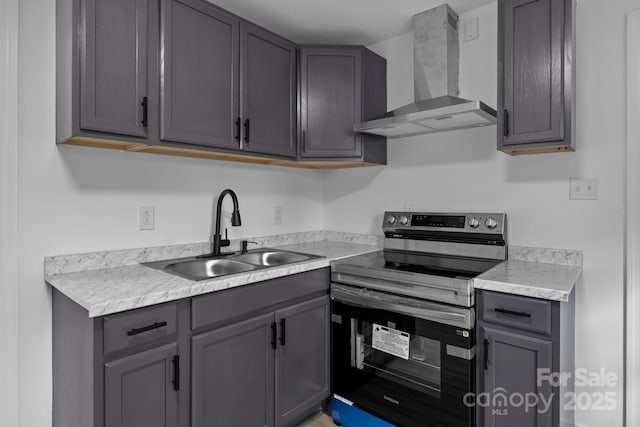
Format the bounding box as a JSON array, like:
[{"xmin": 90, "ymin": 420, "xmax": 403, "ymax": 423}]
[
  {"xmin": 570, "ymin": 177, "xmax": 599, "ymax": 200},
  {"xmin": 274, "ymin": 206, "xmax": 283, "ymax": 225},
  {"xmin": 139, "ymin": 206, "xmax": 155, "ymax": 230}
]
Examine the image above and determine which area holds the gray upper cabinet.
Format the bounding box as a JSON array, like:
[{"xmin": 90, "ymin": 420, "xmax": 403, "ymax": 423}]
[
  {"xmin": 79, "ymin": 0, "xmax": 151, "ymax": 138},
  {"xmin": 160, "ymin": 0, "xmax": 240, "ymax": 149},
  {"xmin": 299, "ymin": 46, "xmax": 387, "ymax": 164},
  {"xmin": 192, "ymin": 313, "xmax": 274, "ymax": 427},
  {"xmin": 105, "ymin": 343, "xmax": 180, "ymax": 427},
  {"xmin": 240, "ymin": 22, "xmax": 296, "ymax": 157},
  {"xmin": 498, "ymin": 0, "xmax": 575, "ymax": 154},
  {"xmin": 275, "ymin": 296, "xmax": 330, "ymax": 427}
]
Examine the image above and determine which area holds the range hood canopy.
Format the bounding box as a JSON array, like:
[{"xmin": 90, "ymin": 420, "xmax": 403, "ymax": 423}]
[{"xmin": 354, "ymin": 4, "xmax": 496, "ymax": 139}]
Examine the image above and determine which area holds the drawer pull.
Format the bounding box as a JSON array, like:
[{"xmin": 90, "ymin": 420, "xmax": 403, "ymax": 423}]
[
  {"xmin": 127, "ymin": 321, "xmax": 168, "ymax": 336},
  {"xmin": 494, "ymin": 308, "xmax": 531, "ymax": 318},
  {"xmin": 271, "ymin": 322, "xmax": 277, "ymax": 350}
]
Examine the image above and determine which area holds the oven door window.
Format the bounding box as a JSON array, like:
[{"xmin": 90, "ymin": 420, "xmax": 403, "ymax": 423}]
[{"xmin": 352, "ymin": 319, "xmax": 441, "ymax": 397}]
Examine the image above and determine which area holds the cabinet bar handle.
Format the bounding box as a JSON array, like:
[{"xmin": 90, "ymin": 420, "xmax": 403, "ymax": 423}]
[
  {"xmin": 484, "ymin": 339, "xmax": 489, "ymax": 370},
  {"xmin": 235, "ymin": 118, "xmax": 241, "ymax": 143},
  {"xmin": 172, "ymin": 355, "xmax": 179, "ymax": 391},
  {"xmin": 503, "ymin": 109, "xmax": 509, "ymax": 137},
  {"xmin": 126, "ymin": 321, "xmax": 167, "ymax": 336},
  {"xmin": 301, "ymin": 130, "xmax": 307, "ymax": 154},
  {"xmin": 271, "ymin": 322, "xmax": 277, "ymax": 350},
  {"xmin": 140, "ymin": 96, "xmax": 148, "ymax": 128},
  {"xmin": 494, "ymin": 307, "xmax": 531, "ymax": 318},
  {"xmin": 279, "ymin": 319, "xmax": 286, "ymax": 346},
  {"xmin": 243, "ymin": 119, "xmax": 250, "ymax": 143}
]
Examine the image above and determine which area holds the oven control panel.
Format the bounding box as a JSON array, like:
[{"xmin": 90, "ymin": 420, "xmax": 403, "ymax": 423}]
[{"xmin": 383, "ymin": 211, "xmax": 507, "ymax": 235}]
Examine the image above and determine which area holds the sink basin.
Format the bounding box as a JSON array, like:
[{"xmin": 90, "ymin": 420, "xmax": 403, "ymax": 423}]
[
  {"xmin": 231, "ymin": 250, "xmax": 315, "ymax": 266},
  {"xmin": 163, "ymin": 259, "xmax": 257, "ymax": 281},
  {"xmin": 142, "ymin": 248, "xmax": 323, "ymax": 281}
]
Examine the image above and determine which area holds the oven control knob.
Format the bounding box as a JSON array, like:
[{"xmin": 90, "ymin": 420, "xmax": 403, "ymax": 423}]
[
  {"xmin": 485, "ymin": 217, "xmax": 498, "ymax": 229},
  {"xmin": 386, "ymin": 215, "xmax": 397, "ymax": 225},
  {"xmin": 399, "ymin": 216, "xmax": 409, "ymax": 225},
  {"xmin": 468, "ymin": 217, "xmax": 480, "ymax": 228}
]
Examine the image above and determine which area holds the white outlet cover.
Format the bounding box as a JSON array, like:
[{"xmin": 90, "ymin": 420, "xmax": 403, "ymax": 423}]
[
  {"xmin": 139, "ymin": 206, "xmax": 155, "ymax": 230},
  {"xmin": 274, "ymin": 206, "xmax": 283, "ymax": 225}
]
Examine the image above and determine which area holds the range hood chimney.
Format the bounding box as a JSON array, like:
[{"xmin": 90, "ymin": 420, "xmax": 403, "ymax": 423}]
[{"xmin": 354, "ymin": 4, "xmax": 496, "ymax": 139}]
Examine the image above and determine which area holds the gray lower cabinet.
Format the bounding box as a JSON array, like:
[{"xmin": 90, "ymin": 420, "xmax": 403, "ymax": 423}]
[
  {"xmin": 53, "ymin": 268, "xmax": 330, "ymax": 427},
  {"xmin": 191, "ymin": 313, "xmax": 275, "ymax": 427},
  {"xmin": 476, "ymin": 290, "xmax": 575, "ymax": 427},
  {"xmin": 191, "ymin": 295, "xmax": 330, "ymax": 427},
  {"xmin": 105, "ymin": 343, "xmax": 180, "ymax": 427},
  {"xmin": 160, "ymin": 0, "xmax": 240, "ymax": 149},
  {"xmin": 275, "ymin": 297, "xmax": 330, "ymax": 427},
  {"xmin": 480, "ymin": 326, "xmax": 553, "ymax": 427},
  {"xmin": 497, "ymin": 0, "xmax": 575, "ymax": 154},
  {"xmin": 298, "ymin": 46, "xmax": 387, "ymax": 164}
]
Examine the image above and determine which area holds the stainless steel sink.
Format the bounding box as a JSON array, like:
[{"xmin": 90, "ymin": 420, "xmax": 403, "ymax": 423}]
[
  {"xmin": 142, "ymin": 248, "xmax": 323, "ymax": 281},
  {"xmin": 231, "ymin": 250, "xmax": 315, "ymax": 266},
  {"xmin": 146, "ymin": 258, "xmax": 257, "ymax": 281}
]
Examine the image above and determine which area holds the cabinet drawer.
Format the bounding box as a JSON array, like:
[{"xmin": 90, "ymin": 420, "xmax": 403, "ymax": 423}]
[
  {"xmin": 481, "ymin": 291, "xmax": 551, "ymax": 335},
  {"xmin": 192, "ymin": 268, "xmax": 329, "ymax": 331},
  {"xmin": 103, "ymin": 302, "xmax": 177, "ymax": 355}
]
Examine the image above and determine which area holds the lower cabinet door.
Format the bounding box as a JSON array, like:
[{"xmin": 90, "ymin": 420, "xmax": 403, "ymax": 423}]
[
  {"xmin": 104, "ymin": 343, "xmax": 179, "ymax": 427},
  {"xmin": 192, "ymin": 312, "xmax": 275, "ymax": 427},
  {"xmin": 275, "ymin": 296, "xmax": 330, "ymax": 427},
  {"xmin": 482, "ymin": 325, "xmax": 553, "ymax": 427}
]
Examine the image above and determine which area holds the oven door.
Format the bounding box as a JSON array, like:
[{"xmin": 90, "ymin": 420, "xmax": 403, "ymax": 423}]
[{"xmin": 331, "ymin": 283, "xmax": 476, "ymax": 427}]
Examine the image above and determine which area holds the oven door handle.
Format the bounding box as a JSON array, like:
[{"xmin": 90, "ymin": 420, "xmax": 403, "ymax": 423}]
[{"xmin": 331, "ymin": 284, "xmax": 473, "ymax": 329}]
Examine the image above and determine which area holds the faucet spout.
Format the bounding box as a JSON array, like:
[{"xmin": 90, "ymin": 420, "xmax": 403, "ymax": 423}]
[{"xmin": 212, "ymin": 189, "xmax": 241, "ymax": 255}]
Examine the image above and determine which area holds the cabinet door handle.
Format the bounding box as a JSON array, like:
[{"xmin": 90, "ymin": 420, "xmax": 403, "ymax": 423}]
[
  {"xmin": 140, "ymin": 96, "xmax": 148, "ymax": 128},
  {"xmin": 235, "ymin": 118, "xmax": 241, "ymax": 143},
  {"xmin": 484, "ymin": 339, "xmax": 489, "ymax": 370},
  {"xmin": 126, "ymin": 321, "xmax": 167, "ymax": 336},
  {"xmin": 243, "ymin": 119, "xmax": 250, "ymax": 143},
  {"xmin": 494, "ymin": 307, "xmax": 532, "ymax": 318},
  {"xmin": 279, "ymin": 319, "xmax": 286, "ymax": 346},
  {"xmin": 172, "ymin": 355, "xmax": 180, "ymax": 391},
  {"xmin": 270, "ymin": 322, "xmax": 277, "ymax": 349},
  {"xmin": 302, "ymin": 130, "xmax": 306, "ymax": 153},
  {"xmin": 503, "ymin": 109, "xmax": 509, "ymax": 137}
]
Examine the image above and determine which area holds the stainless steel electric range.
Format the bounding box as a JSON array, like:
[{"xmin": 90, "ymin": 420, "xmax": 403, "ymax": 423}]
[{"xmin": 330, "ymin": 212, "xmax": 507, "ymax": 427}]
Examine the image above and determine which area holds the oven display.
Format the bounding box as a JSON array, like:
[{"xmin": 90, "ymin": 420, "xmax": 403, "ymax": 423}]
[{"xmin": 411, "ymin": 215, "xmax": 466, "ymax": 228}]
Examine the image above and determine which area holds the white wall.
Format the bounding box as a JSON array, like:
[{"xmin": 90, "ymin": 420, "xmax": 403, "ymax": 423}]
[
  {"xmin": 18, "ymin": 1, "xmax": 324, "ymax": 426},
  {"xmin": 325, "ymin": 1, "xmax": 634, "ymax": 426}
]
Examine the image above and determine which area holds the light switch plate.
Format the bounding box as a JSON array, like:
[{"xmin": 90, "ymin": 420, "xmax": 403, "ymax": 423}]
[
  {"xmin": 570, "ymin": 177, "xmax": 599, "ymax": 200},
  {"xmin": 463, "ymin": 17, "xmax": 479, "ymax": 42}
]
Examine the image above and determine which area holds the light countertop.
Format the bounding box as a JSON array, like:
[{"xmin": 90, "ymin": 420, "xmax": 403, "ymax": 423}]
[
  {"xmin": 474, "ymin": 259, "xmax": 582, "ymax": 302},
  {"xmin": 46, "ymin": 240, "xmax": 380, "ymax": 317}
]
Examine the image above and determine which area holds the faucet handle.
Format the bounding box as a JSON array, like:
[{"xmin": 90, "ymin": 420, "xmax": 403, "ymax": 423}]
[{"xmin": 241, "ymin": 240, "xmax": 258, "ymax": 253}]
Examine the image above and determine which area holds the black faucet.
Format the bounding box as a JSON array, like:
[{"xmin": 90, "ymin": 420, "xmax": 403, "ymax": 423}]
[{"xmin": 211, "ymin": 189, "xmax": 241, "ymax": 256}]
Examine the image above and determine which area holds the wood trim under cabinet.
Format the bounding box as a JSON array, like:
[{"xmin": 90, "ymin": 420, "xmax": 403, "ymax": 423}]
[{"xmin": 60, "ymin": 137, "xmax": 382, "ymax": 169}]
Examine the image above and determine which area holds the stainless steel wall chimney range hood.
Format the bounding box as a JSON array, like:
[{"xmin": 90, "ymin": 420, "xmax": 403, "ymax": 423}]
[{"xmin": 354, "ymin": 4, "xmax": 497, "ymax": 139}]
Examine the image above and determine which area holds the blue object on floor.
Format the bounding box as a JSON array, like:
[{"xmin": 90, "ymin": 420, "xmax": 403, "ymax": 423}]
[{"xmin": 331, "ymin": 397, "xmax": 396, "ymax": 427}]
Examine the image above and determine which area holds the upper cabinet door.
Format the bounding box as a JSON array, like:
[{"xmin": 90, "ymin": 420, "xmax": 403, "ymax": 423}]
[
  {"xmin": 498, "ymin": 0, "xmax": 574, "ymax": 152},
  {"xmin": 240, "ymin": 22, "xmax": 296, "ymax": 158},
  {"xmin": 299, "ymin": 48, "xmax": 363, "ymax": 159},
  {"xmin": 160, "ymin": 0, "xmax": 240, "ymax": 149},
  {"xmin": 80, "ymin": 0, "xmax": 149, "ymax": 138}
]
